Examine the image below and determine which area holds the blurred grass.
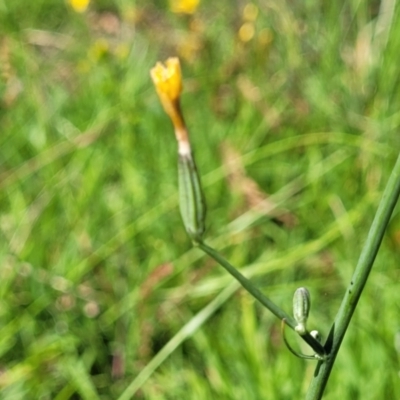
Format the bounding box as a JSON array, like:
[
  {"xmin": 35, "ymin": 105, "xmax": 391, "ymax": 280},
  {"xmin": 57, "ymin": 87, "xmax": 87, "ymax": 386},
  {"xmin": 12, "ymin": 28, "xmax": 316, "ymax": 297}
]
[{"xmin": 0, "ymin": 0, "xmax": 400, "ymax": 399}]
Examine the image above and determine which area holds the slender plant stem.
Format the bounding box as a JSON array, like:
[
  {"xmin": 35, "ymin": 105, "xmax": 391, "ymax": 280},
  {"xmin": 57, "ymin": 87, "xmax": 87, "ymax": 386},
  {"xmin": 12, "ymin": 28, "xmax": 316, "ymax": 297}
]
[
  {"xmin": 306, "ymin": 151, "xmax": 400, "ymax": 399},
  {"xmin": 197, "ymin": 241, "xmax": 325, "ymax": 356}
]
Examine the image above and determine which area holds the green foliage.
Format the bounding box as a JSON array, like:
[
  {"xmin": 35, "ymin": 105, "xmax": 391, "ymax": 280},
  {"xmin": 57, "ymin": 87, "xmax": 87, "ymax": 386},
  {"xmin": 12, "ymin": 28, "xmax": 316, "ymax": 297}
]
[{"xmin": 0, "ymin": 0, "xmax": 399, "ymax": 398}]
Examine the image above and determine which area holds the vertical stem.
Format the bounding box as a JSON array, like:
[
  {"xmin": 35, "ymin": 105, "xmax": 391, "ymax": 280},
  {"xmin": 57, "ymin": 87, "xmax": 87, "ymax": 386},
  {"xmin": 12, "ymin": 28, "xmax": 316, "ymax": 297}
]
[{"xmin": 306, "ymin": 152, "xmax": 400, "ymax": 399}]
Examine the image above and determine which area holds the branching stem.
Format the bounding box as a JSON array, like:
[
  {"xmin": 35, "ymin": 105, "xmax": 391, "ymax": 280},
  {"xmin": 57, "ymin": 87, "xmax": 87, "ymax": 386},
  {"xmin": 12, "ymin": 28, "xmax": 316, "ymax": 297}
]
[{"xmin": 197, "ymin": 241, "xmax": 326, "ymax": 356}]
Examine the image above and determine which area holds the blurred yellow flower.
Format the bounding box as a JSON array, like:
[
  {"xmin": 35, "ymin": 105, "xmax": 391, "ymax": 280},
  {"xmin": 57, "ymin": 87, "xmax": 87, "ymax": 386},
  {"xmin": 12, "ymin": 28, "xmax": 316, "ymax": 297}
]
[
  {"xmin": 150, "ymin": 58, "xmax": 188, "ymax": 141},
  {"xmin": 88, "ymin": 39, "xmax": 109, "ymax": 61},
  {"xmin": 243, "ymin": 3, "xmax": 258, "ymax": 22},
  {"xmin": 69, "ymin": 0, "xmax": 90, "ymax": 13},
  {"xmin": 169, "ymin": 0, "xmax": 200, "ymax": 14},
  {"xmin": 239, "ymin": 22, "xmax": 255, "ymax": 42}
]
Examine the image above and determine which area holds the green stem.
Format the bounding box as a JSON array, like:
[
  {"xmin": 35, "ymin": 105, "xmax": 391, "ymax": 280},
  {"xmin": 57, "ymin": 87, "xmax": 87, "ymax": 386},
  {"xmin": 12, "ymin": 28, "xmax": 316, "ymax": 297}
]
[
  {"xmin": 197, "ymin": 241, "xmax": 325, "ymax": 356},
  {"xmin": 306, "ymin": 151, "xmax": 400, "ymax": 399}
]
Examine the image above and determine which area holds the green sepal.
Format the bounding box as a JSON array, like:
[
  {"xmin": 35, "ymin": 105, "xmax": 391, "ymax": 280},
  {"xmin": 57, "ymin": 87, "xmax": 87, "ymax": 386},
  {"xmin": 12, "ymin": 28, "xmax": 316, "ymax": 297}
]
[{"xmin": 178, "ymin": 152, "xmax": 206, "ymax": 242}]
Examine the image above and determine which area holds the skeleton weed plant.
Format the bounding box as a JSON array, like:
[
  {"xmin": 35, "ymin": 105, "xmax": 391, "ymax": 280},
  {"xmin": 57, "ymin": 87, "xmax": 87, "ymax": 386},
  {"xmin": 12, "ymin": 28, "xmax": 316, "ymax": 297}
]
[{"xmin": 150, "ymin": 57, "xmax": 400, "ymax": 399}]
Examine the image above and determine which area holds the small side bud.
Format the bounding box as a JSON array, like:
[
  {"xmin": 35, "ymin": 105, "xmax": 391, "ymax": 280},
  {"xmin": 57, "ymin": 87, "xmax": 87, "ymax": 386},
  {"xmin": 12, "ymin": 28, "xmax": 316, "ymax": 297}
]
[{"xmin": 293, "ymin": 287, "xmax": 311, "ymax": 335}]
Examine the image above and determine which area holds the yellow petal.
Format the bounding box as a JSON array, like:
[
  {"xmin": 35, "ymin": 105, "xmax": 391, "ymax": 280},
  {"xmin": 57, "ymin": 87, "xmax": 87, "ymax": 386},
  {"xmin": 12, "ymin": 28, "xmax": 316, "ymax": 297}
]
[
  {"xmin": 150, "ymin": 57, "xmax": 187, "ymax": 136},
  {"xmin": 150, "ymin": 57, "xmax": 182, "ymax": 102}
]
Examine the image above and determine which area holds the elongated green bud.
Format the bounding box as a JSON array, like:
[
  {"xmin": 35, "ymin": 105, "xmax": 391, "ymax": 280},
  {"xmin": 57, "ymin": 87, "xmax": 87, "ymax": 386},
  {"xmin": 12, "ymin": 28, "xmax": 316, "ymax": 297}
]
[
  {"xmin": 178, "ymin": 148, "xmax": 206, "ymax": 243},
  {"xmin": 293, "ymin": 287, "xmax": 311, "ymax": 335}
]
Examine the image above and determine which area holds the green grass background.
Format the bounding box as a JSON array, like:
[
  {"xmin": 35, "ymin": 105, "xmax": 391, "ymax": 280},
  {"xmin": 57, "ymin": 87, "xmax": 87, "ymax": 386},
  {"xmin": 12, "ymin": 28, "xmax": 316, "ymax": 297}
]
[{"xmin": 1, "ymin": 0, "xmax": 400, "ymax": 398}]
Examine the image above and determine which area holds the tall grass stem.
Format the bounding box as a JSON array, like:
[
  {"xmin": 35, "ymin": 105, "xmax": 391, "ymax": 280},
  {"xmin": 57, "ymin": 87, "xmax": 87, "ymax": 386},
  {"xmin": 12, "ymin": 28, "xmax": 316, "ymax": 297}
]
[{"xmin": 306, "ymin": 151, "xmax": 400, "ymax": 399}]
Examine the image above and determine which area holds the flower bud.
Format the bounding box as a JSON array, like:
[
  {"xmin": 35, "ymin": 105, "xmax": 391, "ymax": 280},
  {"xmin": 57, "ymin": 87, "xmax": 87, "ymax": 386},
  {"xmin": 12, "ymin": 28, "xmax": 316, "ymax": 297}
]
[
  {"xmin": 293, "ymin": 287, "xmax": 311, "ymax": 335},
  {"xmin": 150, "ymin": 57, "xmax": 206, "ymax": 242}
]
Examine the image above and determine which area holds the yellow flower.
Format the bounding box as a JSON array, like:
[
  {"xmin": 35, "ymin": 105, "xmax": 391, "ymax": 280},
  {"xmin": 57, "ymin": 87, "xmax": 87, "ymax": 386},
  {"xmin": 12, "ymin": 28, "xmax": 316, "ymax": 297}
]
[
  {"xmin": 151, "ymin": 58, "xmax": 182, "ymax": 103},
  {"xmin": 69, "ymin": 0, "xmax": 90, "ymax": 13},
  {"xmin": 238, "ymin": 22, "xmax": 255, "ymax": 42},
  {"xmin": 150, "ymin": 57, "xmax": 188, "ymax": 142},
  {"xmin": 169, "ymin": 0, "xmax": 200, "ymax": 14}
]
